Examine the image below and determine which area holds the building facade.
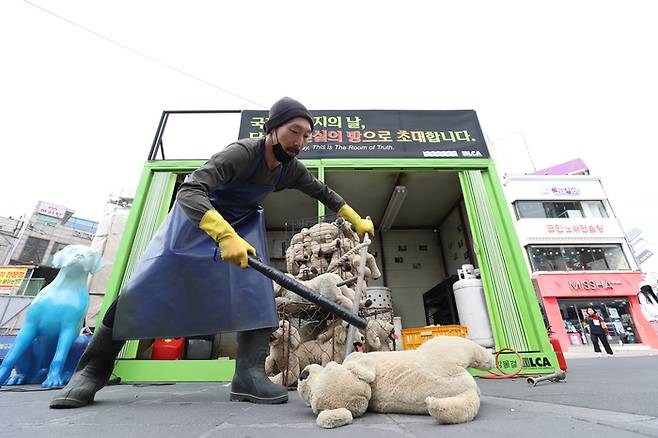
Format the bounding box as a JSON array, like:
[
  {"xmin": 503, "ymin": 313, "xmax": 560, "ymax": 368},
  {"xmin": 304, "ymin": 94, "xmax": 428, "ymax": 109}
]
[
  {"xmin": 1, "ymin": 201, "xmax": 98, "ymax": 296},
  {"xmin": 0, "ymin": 217, "xmax": 22, "ymax": 266},
  {"xmin": 504, "ymin": 172, "xmax": 658, "ymax": 351}
]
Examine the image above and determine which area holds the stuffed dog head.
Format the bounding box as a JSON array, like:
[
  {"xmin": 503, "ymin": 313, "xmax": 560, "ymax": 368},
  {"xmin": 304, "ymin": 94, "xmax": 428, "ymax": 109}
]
[
  {"xmin": 317, "ymin": 320, "xmax": 365, "ymax": 352},
  {"xmin": 364, "ymin": 320, "xmax": 396, "ymax": 352},
  {"xmin": 270, "ymin": 320, "xmax": 301, "ymax": 351},
  {"xmin": 298, "ymin": 356, "xmax": 376, "ymax": 428},
  {"xmin": 52, "ymin": 245, "xmax": 104, "ymax": 274}
]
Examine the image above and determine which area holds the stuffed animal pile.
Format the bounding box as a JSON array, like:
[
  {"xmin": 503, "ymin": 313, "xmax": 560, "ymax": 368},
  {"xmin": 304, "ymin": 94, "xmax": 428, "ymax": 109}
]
[
  {"xmin": 265, "ymin": 320, "xmax": 302, "ymax": 386},
  {"xmin": 283, "ymin": 219, "xmax": 381, "ymax": 285},
  {"xmin": 298, "ymin": 335, "xmax": 494, "ymax": 428},
  {"xmin": 266, "ymin": 218, "xmax": 389, "ymax": 386}
]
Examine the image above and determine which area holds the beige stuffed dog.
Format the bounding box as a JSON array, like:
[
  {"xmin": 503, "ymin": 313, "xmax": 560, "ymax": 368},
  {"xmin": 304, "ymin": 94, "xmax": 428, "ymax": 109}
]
[
  {"xmin": 265, "ymin": 320, "xmax": 302, "ymax": 386},
  {"xmin": 298, "ymin": 336, "xmax": 494, "ymax": 428},
  {"xmin": 274, "ymin": 272, "xmax": 357, "ymax": 312},
  {"xmin": 296, "ymin": 320, "xmax": 365, "ymax": 370},
  {"xmin": 364, "ymin": 320, "xmax": 396, "ymax": 352}
]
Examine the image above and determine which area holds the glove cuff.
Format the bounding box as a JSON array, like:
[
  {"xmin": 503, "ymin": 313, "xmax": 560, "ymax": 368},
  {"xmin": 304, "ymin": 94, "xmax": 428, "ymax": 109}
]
[
  {"xmin": 199, "ymin": 209, "xmax": 236, "ymax": 242},
  {"xmin": 338, "ymin": 204, "xmax": 361, "ymax": 224}
]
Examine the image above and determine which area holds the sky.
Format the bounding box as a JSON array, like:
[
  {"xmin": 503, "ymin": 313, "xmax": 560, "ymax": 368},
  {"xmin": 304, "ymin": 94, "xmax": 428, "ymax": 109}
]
[{"xmin": 1, "ymin": 1, "xmax": 657, "ymax": 270}]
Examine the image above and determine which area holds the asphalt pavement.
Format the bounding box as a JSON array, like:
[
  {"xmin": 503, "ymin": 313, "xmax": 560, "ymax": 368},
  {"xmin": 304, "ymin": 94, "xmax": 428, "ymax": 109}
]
[{"xmin": 2, "ymin": 354, "xmax": 658, "ymax": 437}]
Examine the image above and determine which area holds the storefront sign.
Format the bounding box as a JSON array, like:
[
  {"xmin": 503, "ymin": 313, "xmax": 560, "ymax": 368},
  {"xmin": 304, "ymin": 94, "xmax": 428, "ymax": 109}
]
[
  {"xmin": 568, "ymin": 279, "xmax": 622, "ymax": 291},
  {"xmin": 37, "ymin": 201, "xmax": 67, "ymax": 219},
  {"xmin": 546, "ymin": 224, "xmax": 604, "ymax": 234},
  {"xmin": 534, "ymin": 272, "xmax": 644, "ymax": 298},
  {"xmin": 0, "ymin": 267, "xmax": 29, "ymax": 291},
  {"xmin": 540, "ymin": 186, "xmax": 581, "ymax": 196},
  {"xmin": 239, "ymin": 110, "xmax": 489, "ymax": 159}
]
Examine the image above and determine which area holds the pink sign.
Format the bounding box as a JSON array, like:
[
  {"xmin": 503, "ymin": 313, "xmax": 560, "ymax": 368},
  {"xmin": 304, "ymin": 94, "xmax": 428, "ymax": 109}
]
[
  {"xmin": 534, "ymin": 272, "xmax": 644, "ymax": 297},
  {"xmin": 37, "ymin": 201, "xmax": 67, "ymax": 219},
  {"xmin": 546, "ymin": 224, "xmax": 604, "ymax": 234}
]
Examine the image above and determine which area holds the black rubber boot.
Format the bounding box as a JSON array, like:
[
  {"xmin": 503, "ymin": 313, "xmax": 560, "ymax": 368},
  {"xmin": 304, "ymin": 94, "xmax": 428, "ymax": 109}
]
[
  {"xmin": 50, "ymin": 323, "xmax": 125, "ymax": 409},
  {"xmin": 230, "ymin": 328, "xmax": 288, "ymax": 404}
]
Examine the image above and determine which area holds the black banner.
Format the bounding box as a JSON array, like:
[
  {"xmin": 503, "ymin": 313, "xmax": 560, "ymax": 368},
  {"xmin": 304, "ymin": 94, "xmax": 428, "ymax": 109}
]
[{"xmin": 238, "ymin": 110, "xmax": 489, "ymax": 159}]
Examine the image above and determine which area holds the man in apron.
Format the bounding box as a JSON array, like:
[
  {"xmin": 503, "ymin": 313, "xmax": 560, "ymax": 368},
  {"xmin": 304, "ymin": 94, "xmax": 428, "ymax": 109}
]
[{"xmin": 50, "ymin": 97, "xmax": 374, "ymax": 408}]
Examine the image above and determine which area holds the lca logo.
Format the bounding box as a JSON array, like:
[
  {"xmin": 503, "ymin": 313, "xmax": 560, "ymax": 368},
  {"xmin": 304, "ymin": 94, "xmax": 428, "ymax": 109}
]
[{"xmin": 523, "ymin": 357, "xmax": 552, "ymax": 368}]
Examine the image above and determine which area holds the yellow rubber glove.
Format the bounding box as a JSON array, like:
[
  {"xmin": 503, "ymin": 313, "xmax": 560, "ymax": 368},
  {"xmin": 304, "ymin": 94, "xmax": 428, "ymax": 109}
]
[
  {"xmin": 338, "ymin": 204, "xmax": 374, "ymax": 239},
  {"xmin": 199, "ymin": 210, "xmax": 256, "ymax": 268}
]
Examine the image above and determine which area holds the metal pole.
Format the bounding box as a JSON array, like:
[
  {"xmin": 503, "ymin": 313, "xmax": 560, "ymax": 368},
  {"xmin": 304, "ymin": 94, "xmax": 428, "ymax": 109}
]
[
  {"xmin": 345, "ymin": 231, "xmax": 371, "ymax": 357},
  {"xmin": 3, "ymin": 215, "xmax": 29, "ymax": 265},
  {"xmin": 246, "ymin": 255, "xmax": 367, "ymax": 330},
  {"xmin": 148, "ymin": 111, "xmax": 167, "ymax": 161}
]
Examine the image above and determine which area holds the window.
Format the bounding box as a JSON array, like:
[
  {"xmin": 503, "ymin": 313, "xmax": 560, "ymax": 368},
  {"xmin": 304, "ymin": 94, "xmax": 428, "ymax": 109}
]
[
  {"xmin": 62, "ymin": 217, "xmax": 98, "ymax": 234},
  {"xmin": 18, "ymin": 237, "xmax": 50, "ymax": 264},
  {"xmin": 527, "ymin": 244, "xmax": 630, "ymax": 272},
  {"xmin": 527, "ymin": 246, "xmax": 568, "ymax": 271},
  {"xmin": 581, "ymin": 201, "xmax": 608, "ymax": 218},
  {"xmin": 514, "ymin": 200, "xmax": 608, "ymax": 219},
  {"xmin": 35, "ymin": 214, "xmax": 59, "ymax": 226},
  {"xmin": 516, "ymin": 201, "xmax": 546, "ymax": 218}
]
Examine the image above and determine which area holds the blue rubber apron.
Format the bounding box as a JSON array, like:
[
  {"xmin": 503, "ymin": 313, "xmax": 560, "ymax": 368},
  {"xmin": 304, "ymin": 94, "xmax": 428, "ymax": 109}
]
[{"xmin": 113, "ymin": 141, "xmax": 282, "ymax": 340}]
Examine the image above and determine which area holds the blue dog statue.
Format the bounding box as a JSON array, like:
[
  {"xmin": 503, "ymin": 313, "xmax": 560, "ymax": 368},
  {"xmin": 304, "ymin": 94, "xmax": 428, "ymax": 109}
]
[{"xmin": 0, "ymin": 245, "xmax": 104, "ymax": 388}]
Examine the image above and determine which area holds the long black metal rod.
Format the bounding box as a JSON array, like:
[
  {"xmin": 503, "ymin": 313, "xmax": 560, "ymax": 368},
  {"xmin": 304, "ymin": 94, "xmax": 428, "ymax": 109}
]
[
  {"xmin": 247, "ymin": 255, "xmax": 367, "ymax": 330},
  {"xmin": 148, "ymin": 111, "xmax": 167, "ymax": 160}
]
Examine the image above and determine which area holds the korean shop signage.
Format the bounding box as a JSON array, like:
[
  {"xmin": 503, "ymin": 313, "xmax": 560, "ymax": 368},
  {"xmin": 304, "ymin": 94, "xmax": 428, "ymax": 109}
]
[
  {"xmin": 546, "ymin": 224, "xmax": 604, "ymax": 234},
  {"xmin": 239, "ymin": 110, "xmax": 490, "ymax": 159},
  {"xmin": 37, "ymin": 201, "xmax": 67, "ymax": 219},
  {"xmin": 540, "ymin": 186, "xmax": 581, "ymax": 196},
  {"xmin": 0, "ymin": 267, "xmax": 28, "ymax": 291}
]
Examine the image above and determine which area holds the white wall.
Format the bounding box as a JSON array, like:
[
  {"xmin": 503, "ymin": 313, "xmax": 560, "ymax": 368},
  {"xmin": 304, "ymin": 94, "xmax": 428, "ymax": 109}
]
[
  {"xmin": 439, "ymin": 205, "xmax": 472, "ymax": 276},
  {"xmin": 380, "ymin": 230, "xmax": 445, "ymax": 329},
  {"xmin": 266, "ymin": 228, "xmax": 448, "ymax": 330}
]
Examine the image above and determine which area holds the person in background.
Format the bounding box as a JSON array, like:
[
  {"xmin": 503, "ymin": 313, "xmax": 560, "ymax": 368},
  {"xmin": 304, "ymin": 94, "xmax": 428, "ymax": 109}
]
[{"xmin": 583, "ymin": 307, "xmax": 614, "ymax": 357}]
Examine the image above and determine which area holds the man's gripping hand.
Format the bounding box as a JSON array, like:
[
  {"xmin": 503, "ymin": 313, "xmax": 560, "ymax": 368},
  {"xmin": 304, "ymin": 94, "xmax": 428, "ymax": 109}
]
[
  {"xmin": 199, "ymin": 210, "xmax": 256, "ymax": 268},
  {"xmin": 338, "ymin": 204, "xmax": 375, "ymax": 239}
]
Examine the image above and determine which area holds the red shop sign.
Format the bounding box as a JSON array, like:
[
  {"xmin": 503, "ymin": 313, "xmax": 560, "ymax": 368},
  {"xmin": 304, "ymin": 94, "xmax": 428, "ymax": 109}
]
[{"xmin": 533, "ymin": 272, "xmax": 644, "ymax": 298}]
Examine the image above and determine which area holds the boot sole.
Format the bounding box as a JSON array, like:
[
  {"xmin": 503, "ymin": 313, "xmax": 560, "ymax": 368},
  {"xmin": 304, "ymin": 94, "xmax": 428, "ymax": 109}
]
[
  {"xmin": 230, "ymin": 391, "xmax": 288, "ymax": 404},
  {"xmin": 49, "ymin": 395, "xmax": 94, "ymax": 409}
]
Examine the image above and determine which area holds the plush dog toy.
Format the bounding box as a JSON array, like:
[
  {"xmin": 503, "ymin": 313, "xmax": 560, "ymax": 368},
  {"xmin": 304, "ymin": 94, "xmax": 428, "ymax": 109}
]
[
  {"xmin": 296, "ymin": 320, "xmax": 365, "ymax": 370},
  {"xmin": 0, "ymin": 245, "xmax": 104, "ymax": 388},
  {"xmin": 364, "ymin": 320, "xmax": 396, "ymax": 352},
  {"xmin": 274, "ymin": 272, "xmax": 357, "ymax": 312},
  {"xmin": 298, "ymin": 335, "xmax": 494, "ymax": 428},
  {"xmin": 265, "ymin": 320, "xmax": 302, "ymax": 386}
]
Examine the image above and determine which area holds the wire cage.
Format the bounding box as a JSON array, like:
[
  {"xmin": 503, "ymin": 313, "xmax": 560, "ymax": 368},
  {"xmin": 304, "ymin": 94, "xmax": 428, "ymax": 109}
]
[
  {"xmin": 282, "ymin": 213, "xmax": 362, "ymax": 282},
  {"xmin": 271, "ymin": 304, "xmax": 397, "ymax": 388},
  {"xmin": 267, "ymin": 214, "xmax": 390, "ymax": 388}
]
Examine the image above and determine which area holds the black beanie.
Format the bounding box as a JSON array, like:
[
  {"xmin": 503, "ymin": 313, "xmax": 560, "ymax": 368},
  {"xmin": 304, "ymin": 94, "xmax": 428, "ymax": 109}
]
[{"xmin": 264, "ymin": 97, "xmax": 314, "ymax": 133}]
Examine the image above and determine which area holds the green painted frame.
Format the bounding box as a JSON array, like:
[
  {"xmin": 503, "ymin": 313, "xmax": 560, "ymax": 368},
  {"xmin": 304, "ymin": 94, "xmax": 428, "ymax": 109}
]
[{"xmin": 102, "ymin": 158, "xmax": 556, "ymax": 382}]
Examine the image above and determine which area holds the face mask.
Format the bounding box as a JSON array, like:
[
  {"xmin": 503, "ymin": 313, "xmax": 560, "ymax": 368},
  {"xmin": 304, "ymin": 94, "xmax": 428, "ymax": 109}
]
[{"xmin": 272, "ymin": 142, "xmax": 295, "ymax": 164}]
